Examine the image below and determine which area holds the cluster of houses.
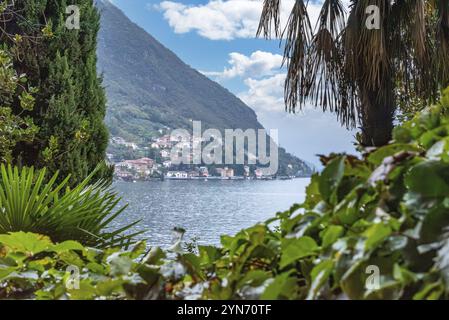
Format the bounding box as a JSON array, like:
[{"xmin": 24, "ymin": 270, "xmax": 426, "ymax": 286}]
[
  {"xmin": 110, "ymin": 136, "xmax": 139, "ymax": 150},
  {"xmin": 114, "ymin": 157, "xmax": 157, "ymax": 180},
  {"xmin": 166, "ymin": 167, "xmax": 209, "ymax": 180},
  {"xmin": 114, "ymin": 159, "xmax": 274, "ymax": 181},
  {"xmin": 150, "ymin": 133, "xmax": 206, "ymax": 162},
  {"xmin": 110, "ymin": 135, "xmax": 282, "ymax": 181}
]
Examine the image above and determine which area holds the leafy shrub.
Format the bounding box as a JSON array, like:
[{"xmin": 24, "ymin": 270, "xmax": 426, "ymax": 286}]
[
  {"xmin": 179, "ymin": 88, "xmax": 448, "ymax": 300},
  {"xmin": 156, "ymin": 87, "xmax": 448, "ymax": 300},
  {"xmin": 0, "ymin": 165, "xmax": 141, "ymax": 248},
  {"xmin": 0, "ymin": 49, "xmax": 38, "ymax": 163},
  {"xmin": 1, "ymin": 89, "xmax": 449, "ymax": 300},
  {"xmin": 0, "ymin": 232, "xmax": 157, "ymax": 299}
]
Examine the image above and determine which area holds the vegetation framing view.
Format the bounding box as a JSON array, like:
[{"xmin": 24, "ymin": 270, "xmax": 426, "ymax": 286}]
[{"xmin": 1, "ymin": 0, "xmax": 449, "ymax": 306}]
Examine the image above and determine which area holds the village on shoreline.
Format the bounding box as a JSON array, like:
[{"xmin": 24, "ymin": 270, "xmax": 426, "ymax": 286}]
[{"xmin": 107, "ymin": 134, "xmax": 303, "ymax": 182}]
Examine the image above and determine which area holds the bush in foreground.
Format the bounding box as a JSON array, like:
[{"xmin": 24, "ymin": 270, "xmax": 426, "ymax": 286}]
[
  {"xmin": 1, "ymin": 89, "xmax": 449, "ymax": 300},
  {"xmin": 0, "ymin": 165, "xmax": 140, "ymax": 248},
  {"xmin": 189, "ymin": 88, "xmax": 449, "ymax": 300},
  {"xmin": 0, "ymin": 232, "xmax": 152, "ymax": 299}
]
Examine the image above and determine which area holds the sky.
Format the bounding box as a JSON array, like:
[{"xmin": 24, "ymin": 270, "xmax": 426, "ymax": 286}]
[{"xmin": 108, "ymin": 0, "xmax": 356, "ymax": 167}]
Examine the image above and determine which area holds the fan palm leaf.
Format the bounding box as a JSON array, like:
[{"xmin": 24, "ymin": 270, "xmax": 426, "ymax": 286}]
[{"xmin": 0, "ymin": 164, "xmax": 142, "ymax": 248}]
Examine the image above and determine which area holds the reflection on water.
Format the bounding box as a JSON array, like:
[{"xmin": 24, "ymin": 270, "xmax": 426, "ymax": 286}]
[{"xmin": 112, "ymin": 178, "xmax": 310, "ymax": 248}]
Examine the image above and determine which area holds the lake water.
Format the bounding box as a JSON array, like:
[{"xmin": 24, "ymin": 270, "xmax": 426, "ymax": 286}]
[{"xmin": 113, "ymin": 178, "xmax": 310, "ymax": 248}]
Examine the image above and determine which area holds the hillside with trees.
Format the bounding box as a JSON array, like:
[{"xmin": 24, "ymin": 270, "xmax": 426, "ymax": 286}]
[{"xmin": 95, "ymin": 0, "xmax": 312, "ymax": 176}]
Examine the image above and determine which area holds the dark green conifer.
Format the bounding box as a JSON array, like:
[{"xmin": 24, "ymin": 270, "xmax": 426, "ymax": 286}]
[{"xmin": 1, "ymin": 0, "xmax": 111, "ymax": 184}]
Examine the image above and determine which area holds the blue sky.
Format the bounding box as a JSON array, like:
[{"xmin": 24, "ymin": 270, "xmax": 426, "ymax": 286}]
[{"xmin": 108, "ymin": 0, "xmax": 355, "ymax": 167}]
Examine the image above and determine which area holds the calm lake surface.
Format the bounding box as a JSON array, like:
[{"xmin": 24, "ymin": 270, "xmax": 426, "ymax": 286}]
[{"xmin": 113, "ymin": 178, "xmax": 310, "ymax": 248}]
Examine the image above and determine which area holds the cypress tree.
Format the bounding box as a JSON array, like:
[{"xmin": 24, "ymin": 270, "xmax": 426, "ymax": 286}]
[{"xmin": 1, "ymin": 0, "xmax": 111, "ymax": 185}]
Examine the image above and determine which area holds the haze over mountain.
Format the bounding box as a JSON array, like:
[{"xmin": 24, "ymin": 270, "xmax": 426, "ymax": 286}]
[{"xmin": 95, "ymin": 0, "xmax": 312, "ymax": 175}]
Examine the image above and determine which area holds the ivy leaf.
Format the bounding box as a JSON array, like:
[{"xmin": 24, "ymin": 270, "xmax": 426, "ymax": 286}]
[
  {"xmin": 363, "ymin": 223, "xmax": 392, "ymax": 251},
  {"xmin": 107, "ymin": 252, "xmax": 133, "ymax": 276},
  {"xmin": 261, "ymin": 272, "xmax": 297, "ymax": 299},
  {"xmin": 237, "ymin": 270, "xmax": 271, "ymax": 289},
  {"xmin": 321, "ymin": 226, "xmax": 344, "ymax": 249},
  {"xmin": 368, "ymin": 144, "xmax": 420, "ymax": 166},
  {"xmin": 143, "ymin": 247, "xmax": 165, "ymax": 265},
  {"xmin": 405, "ymin": 161, "xmax": 449, "ymax": 197},
  {"xmin": 319, "ymin": 156, "xmax": 345, "ymax": 204},
  {"xmin": 0, "ymin": 232, "xmax": 52, "ymax": 256},
  {"xmin": 130, "ymin": 241, "xmax": 146, "ymax": 259},
  {"xmin": 307, "ymin": 260, "xmax": 334, "ymax": 300},
  {"xmin": 51, "ymin": 241, "xmax": 84, "ymax": 254},
  {"xmin": 96, "ymin": 279, "xmax": 125, "ymax": 297},
  {"xmin": 67, "ymin": 280, "xmax": 97, "ymax": 300},
  {"xmin": 198, "ymin": 245, "xmax": 222, "ymax": 266},
  {"xmin": 280, "ymin": 236, "xmax": 318, "ymax": 268},
  {"xmin": 179, "ymin": 253, "xmax": 205, "ymax": 281},
  {"xmin": 0, "ymin": 266, "xmax": 16, "ymax": 280}
]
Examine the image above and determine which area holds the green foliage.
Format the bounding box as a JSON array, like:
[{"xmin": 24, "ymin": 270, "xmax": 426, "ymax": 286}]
[
  {"xmin": 2, "ymin": 0, "xmax": 110, "ymax": 185},
  {"xmin": 2, "ymin": 89, "xmax": 449, "ymax": 300},
  {"xmin": 0, "ymin": 49, "xmax": 38, "ymax": 163},
  {"xmin": 173, "ymin": 88, "xmax": 447, "ymax": 300},
  {"xmin": 0, "ymin": 232, "xmax": 155, "ymax": 299},
  {"xmin": 0, "ymin": 164, "xmax": 140, "ymax": 248},
  {"xmin": 156, "ymin": 88, "xmax": 448, "ymax": 300}
]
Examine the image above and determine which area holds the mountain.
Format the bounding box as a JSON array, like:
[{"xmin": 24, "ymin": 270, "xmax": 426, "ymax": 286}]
[{"xmin": 95, "ymin": 0, "xmax": 312, "ymax": 176}]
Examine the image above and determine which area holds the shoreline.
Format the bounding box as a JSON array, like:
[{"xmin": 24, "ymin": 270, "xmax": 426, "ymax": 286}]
[{"xmin": 114, "ymin": 176, "xmax": 312, "ymax": 183}]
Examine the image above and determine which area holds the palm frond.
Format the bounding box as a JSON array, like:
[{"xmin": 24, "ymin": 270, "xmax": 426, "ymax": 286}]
[
  {"xmin": 435, "ymin": 0, "xmax": 449, "ymax": 84},
  {"xmin": 413, "ymin": 0, "xmax": 428, "ymax": 66},
  {"xmin": 306, "ymin": 0, "xmax": 356, "ymax": 126},
  {"xmin": 282, "ymin": 0, "xmax": 312, "ymax": 113},
  {"xmin": 390, "ymin": 0, "xmax": 438, "ymax": 104},
  {"xmin": 257, "ymin": 0, "xmax": 281, "ymax": 38},
  {"xmin": 345, "ymin": 0, "xmax": 391, "ymax": 91},
  {"xmin": 256, "ymin": 0, "xmax": 449, "ymax": 141}
]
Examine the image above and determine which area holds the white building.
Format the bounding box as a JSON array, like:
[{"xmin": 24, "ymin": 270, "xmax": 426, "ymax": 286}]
[
  {"xmin": 115, "ymin": 158, "xmax": 155, "ymax": 177},
  {"xmin": 163, "ymin": 160, "xmax": 172, "ymax": 168},
  {"xmin": 160, "ymin": 149, "xmax": 170, "ymax": 158},
  {"xmin": 216, "ymin": 167, "xmax": 234, "ymax": 178},
  {"xmin": 199, "ymin": 167, "xmax": 209, "ymax": 177},
  {"xmin": 111, "ymin": 136, "xmax": 138, "ymax": 150},
  {"xmin": 166, "ymin": 171, "xmax": 189, "ymax": 179}
]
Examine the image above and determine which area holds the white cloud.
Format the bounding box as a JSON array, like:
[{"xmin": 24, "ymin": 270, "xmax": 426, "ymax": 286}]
[
  {"xmin": 157, "ymin": 0, "xmax": 262, "ymax": 40},
  {"xmin": 237, "ymin": 73, "xmax": 356, "ymax": 166},
  {"xmin": 157, "ymin": 0, "xmax": 330, "ymax": 41},
  {"xmin": 157, "ymin": 0, "xmax": 351, "ymax": 113},
  {"xmin": 200, "ymin": 50, "xmax": 287, "ymax": 113},
  {"xmin": 203, "ymin": 50, "xmax": 284, "ymax": 79},
  {"xmin": 238, "ymin": 73, "xmax": 286, "ymax": 113},
  {"xmin": 201, "ymin": 50, "xmax": 288, "ymax": 112}
]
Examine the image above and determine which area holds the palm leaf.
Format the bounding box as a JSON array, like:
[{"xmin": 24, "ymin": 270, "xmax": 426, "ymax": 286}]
[{"xmin": 0, "ymin": 164, "xmax": 141, "ymax": 248}]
